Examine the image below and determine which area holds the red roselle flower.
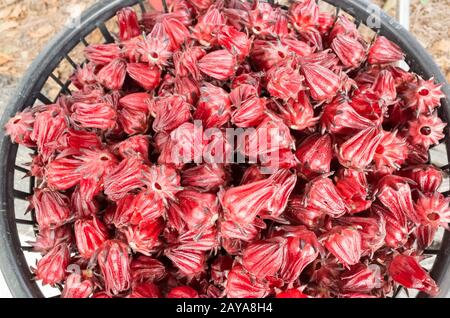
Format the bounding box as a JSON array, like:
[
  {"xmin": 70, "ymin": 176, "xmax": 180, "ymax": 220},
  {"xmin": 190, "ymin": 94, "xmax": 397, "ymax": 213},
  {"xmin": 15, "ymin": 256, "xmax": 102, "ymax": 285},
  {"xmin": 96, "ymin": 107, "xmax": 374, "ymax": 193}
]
[
  {"xmin": 115, "ymin": 134, "xmax": 151, "ymax": 162},
  {"xmin": 29, "ymin": 225, "xmax": 72, "ymax": 255},
  {"xmin": 191, "ymin": 6, "xmax": 225, "ymax": 47},
  {"xmin": 320, "ymin": 97, "xmax": 374, "ymax": 134},
  {"xmin": 151, "ymin": 95, "xmax": 192, "ymax": 133},
  {"xmin": 126, "ymin": 63, "xmax": 161, "ymax": 90},
  {"xmin": 167, "ymin": 286, "xmax": 199, "ymax": 298},
  {"xmin": 130, "ymin": 255, "xmax": 166, "ymax": 284},
  {"xmin": 216, "ymin": 25, "xmax": 252, "ymax": 61},
  {"xmin": 322, "ymin": 226, "xmax": 362, "ymax": 267},
  {"xmin": 96, "ymin": 59, "xmax": 127, "ymax": 90},
  {"xmin": 407, "ymin": 114, "xmax": 446, "ymax": 149},
  {"xmin": 303, "ymin": 176, "xmax": 348, "ymax": 218},
  {"xmin": 266, "ymin": 63, "xmax": 304, "ymax": 101},
  {"xmin": 278, "ymin": 226, "xmax": 321, "ymax": 284},
  {"xmin": 388, "ymin": 254, "xmax": 439, "ymax": 296},
  {"xmin": 301, "ymin": 63, "xmax": 340, "ymax": 102},
  {"xmin": 194, "ymin": 82, "xmax": 231, "ymax": 128},
  {"xmin": 337, "ymin": 127, "xmax": 383, "ymax": 170},
  {"xmin": 181, "ymin": 164, "xmax": 227, "ymax": 192},
  {"xmin": 103, "ymin": 158, "xmax": 146, "ymax": 201},
  {"xmin": 400, "ymin": 165, "xmax": 443, "ymax": 194},
  {"xmin": 33, "ymin": 243, "xmax": 70, "ymax": 286},
  {"xmin": 31, "ymin": 189, "xmax": 72, "ymax": 229},
  {"xmin": 117, "ymin": 7, "xmax": 141, "ymax": 42},
  {"xmin": 137, "ymin": 34, "xmax": 172, "ymax": 68},
  {"xmin": 74, "ymin": 217, "xmax": 109, "ymax": 259},
  {"xmin": 295, "ymin": 133, "xmax": 333, "ymax": 178},
  {"xmin": 123, "ymin": 218, "xmax": 164, "ymax": 255},
  {"xmin": 242, "ymin": 237, "xmax": 287, "ymax": 279},
  {"xmin": 331, "ymin": 34, "xmax": 366, "ymax": 69},
  {"xmin": 335, "ymin": 169, "xmax": 372, "ymax": 214},
  {"xmin": 225, "ymin": 264, "xmax": 269, "ymax": 298},
  {"xmin": 368, "ymin": 36, "xmax": 404, "ymax": 65},
  {"xmin": 414, "ymin": 193, "xmax": 450, "ymax": 229},
  {"xmin": 61, "ymin": 273, "xmax": 94, "ymax": 298},
  {"xmin": 376, "ymin": 175, "xmax": 416, "ymax": 223},
  {"xmin": 373, "ymin": 130, "xmax": 408, "ymax": 172},
  {"xmin": 97, "ymin": 240, "xmax": 131, "ymax": 295},
  {"xmin": 173, "ymin": 46, "xmax": 206, "ymax": 80},
  {"xmin": 340, "ymin": 264, "xmax": 383, "ymax": 294},
  {"xmin": 198, "ymin": 49, "xmax": 236, "ymax": 80},
  {"xmin": 165, "ymin": 246, "xmax": 206, "ymax": 276},
  {"xmin": 4, "ymin": 109, "xmax": 35, "ymax": 147},
  {"xmin": 337, "ymin": 216, "xmax": 385, "ymax": 257},
  {"xmin": 220, "ymin": 177, "xmax": 276, "ymax": 224},
  {"xmin": 402, "ymin": 77, "xmax": 445, "ymax": 115},
  {"xmin": 85, "ymin": 43, "xmax": 122, "ymax": 65},
  {"xmin": 289, "ymin": 0, "xmax": 319, "ymax": 32},
  {"xmin": 71, "ymin": 102, "xmax": 117, "ymax": 130}
]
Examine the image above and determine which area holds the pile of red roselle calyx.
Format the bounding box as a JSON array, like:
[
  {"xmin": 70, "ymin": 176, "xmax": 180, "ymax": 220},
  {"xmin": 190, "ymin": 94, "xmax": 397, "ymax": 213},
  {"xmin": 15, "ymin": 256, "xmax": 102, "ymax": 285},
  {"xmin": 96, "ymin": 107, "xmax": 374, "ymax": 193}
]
[{"xmin": 4, "ymin": 0, "xmax": 449, "ymax": 298}]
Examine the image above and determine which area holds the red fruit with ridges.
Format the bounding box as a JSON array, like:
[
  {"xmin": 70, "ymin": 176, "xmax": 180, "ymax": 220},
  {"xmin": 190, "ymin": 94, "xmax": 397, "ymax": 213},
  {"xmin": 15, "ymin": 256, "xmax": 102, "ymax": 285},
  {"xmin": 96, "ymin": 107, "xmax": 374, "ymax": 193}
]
[
  {"xmin": 220, "ymin": 178, "xmax": 276, "ymax": 223},
  {"xmin": 286, "ymin": 195, "xmax": 325, "ymax": 229},
  {"xmin": 337, "ymin": 127, "xmax": 383, "ymax": 170},
  {"xmin": 31, "ymin": 189, "xmax": 71, "ymax": 229},
  {"xmin": 295, "ymin": 133, "xmax": 333, "ymax": 177},
  {"xmin": 335, "ymin": 169, "xmax": 372, "ymax": 214},
  {"xmin": 131, "ymin": 255, "xmax": 166, "ymax": 284},
  {"xmin": 33, "ymin": 243, "xmax": 70, "ymax": 286},
  {"xmin": 372, "ymin": 69, "xmax": 397, "ymax": 102},
  {"xmin": 71, "ymin": 102, "xmax": 116, "ymax": 130},
  {"xmin": 303, "ymin": 176, "xmax": 348, "ymax": 218},
  {"xmin": 242, "ymin": 237, "xmax": 287, "ymax": 278},
  {"xmin": 278, "ymin": 226, "xmax": 321, "ymax": 284},
  {"xmin": 216, "ymin": 25, "xmax": 252, "ymax": 61},
  {"xmin": 71, "ymin": 186, "xmax": 99, "ymax": 218},
  {"xmin": 104, "ymin": 158, "xmax": 146, "ymax": 201},
  {"xmin": 301, "ymin": 63, "xmax": 340, "ymax": 102},
  {"xmin": 368, "ymin": 36, "xmax": 404, "ymax": 64},
  {"xmin": 416, "ymin": 224, "xmax": 437, "ymax": 250},
  {"xmin": 4, "ymin": 109, "xmax": 35, "ymax": 147},
  {"xmin": 173, "ymin": 46, "xmax": 206, "ymax": 80},
  {"xmin": 117, "ymin": 7, "xmax": 141, "ymax": 41},
  {"xmin": 400, "ymin": 165, "xmax": 443, "ymax": 193},
  {"xmin": 30, "ymin": 225, "xmax": 72, "ymax": 254},
  {"xmin": 266, "ymin": 64, "xmax": 304, "ymax": 101},
  {"xmin": 275, "ymin": 91, "xmax": 318, "ymax": 131},
  {"xmin": 402, "ymin": 77, "xmax": 444, "ymax": 114},
  {"xmin": 165, "ymin": 247, "xmax": 205, "ymax": 276},
  {"xmin": 61, "ymin": 273, "xmax": 94, "ymax": 298},
  {"xmin": 337, "ymin": 215, "xmax": 385, "ymax": 256},
  {"xmin": 374, "ymin": 130, "xmax": 408, "ymax": 172},
  {"xmin": 289, "ymin": 0, "xmax": 319, "ymax": 32},
  {"xmin": 96, "ymin": 59, "xmax": 127, "ymax": 90},
  {"xmin": 194, "ymin": 82, "xmax": 231, "ymax": 128},
  {"xmin": 115, "ymin": 135, "xmax": 150, "ymax": 162},
  {"xmin": 322, "ymin": 226, "xmax": 362, "ymax": 267},
  {"xmin": 191, "ymin": 6, "xmax": 225, "ymax": 47},
  {"xmin": 97, "ymin": 240, "xmax": 131, "ymax": 295},
  {"xmin": 126, "ymin": 63, "xmax": 161, "ymax": 90},
  {"xmin": 151, "ymin": 95, "xmax": 191, "ymax": 133},
  {"xmin": 85, "ymin": 43, "xmax": 122, "ymax": 65},
  {"xmin": 331, "ymin": 34, "xmax": 366, "ymax": 68},
  {"xmin": 251, "ymin": 39, "xmax": 290, "ymax": 71},
  {"xmin": 225, "ymin": 264, "xmax": 269, "ymax": 298},
  {"xmin": 389, "ymin": 254, "xmax": 439, "ymax": 296},
  {"xmin": 340, "ymin": 264, "xmax": 382, "ymax": 293},
  {"xmin": 198, "ymin": 49, "xmax": 236, "ymax": 80},
  {"xmin": 181, "ymin": 164, "xmax": 227, "ymax": 191},
  {"xmin": 414, "ymin": 193, "xmax": 450, "ymax": 229},
  {"xmin": 45, "ymin": 156, "xmax": 81, "ymax": 191},
  {"xmin": 74, "ymin": 217, "xmax": 108, "ymax": 259},
  {"xmin": 407, "ymin": 114, "xmax": 446, "ymax": 149},
  {"xmin": 123, "ymin": 218, "xmax": 164, "ymax": 255},
  {"xmin": 136, "ymin": 34, "xmax": 172, "ymax": 68},
  {"xmin": 142, "ymin": 164, "xmax": 182, "ymax": 205}
]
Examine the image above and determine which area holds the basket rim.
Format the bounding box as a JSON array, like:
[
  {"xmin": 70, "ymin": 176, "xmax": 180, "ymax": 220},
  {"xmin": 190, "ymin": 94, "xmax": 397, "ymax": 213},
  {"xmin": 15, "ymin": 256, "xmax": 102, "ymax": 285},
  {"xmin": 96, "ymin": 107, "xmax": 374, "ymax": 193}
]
[{"xmin": 0, "ymin": 0, "xmax": 449, "ymax": 298}]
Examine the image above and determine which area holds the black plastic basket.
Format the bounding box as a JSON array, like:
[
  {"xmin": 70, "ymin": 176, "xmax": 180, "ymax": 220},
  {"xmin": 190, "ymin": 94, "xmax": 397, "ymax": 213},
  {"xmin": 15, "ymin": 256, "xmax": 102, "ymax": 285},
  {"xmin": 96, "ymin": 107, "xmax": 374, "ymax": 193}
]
[{"xmin": 0, "ymin": 0, "xmax": 449, "ymax": 298}]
